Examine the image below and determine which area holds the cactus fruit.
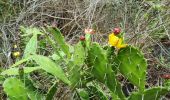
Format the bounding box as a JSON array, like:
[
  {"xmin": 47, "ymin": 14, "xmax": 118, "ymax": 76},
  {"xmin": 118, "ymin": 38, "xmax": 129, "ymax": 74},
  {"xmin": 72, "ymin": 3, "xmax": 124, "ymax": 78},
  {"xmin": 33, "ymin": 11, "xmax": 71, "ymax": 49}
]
[
  {"xmin": 113, "ymin": 28, "xmax": 121, "ymax": 35},
  {"xmin": 80, "ymin": 36, "xmax": 85, "ymax": 41},
  {"xmin": 116, "ymin": 46, "xmax": 147, "ymax": 92}
]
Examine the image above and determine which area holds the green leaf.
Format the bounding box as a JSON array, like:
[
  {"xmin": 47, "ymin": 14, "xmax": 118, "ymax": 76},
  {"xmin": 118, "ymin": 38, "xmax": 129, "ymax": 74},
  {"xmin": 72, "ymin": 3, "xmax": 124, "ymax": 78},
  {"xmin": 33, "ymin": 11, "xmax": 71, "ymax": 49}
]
[
  {"xmin": 46, "ymin": 82, "xmax": 58, "ymax": 100},
  {"xmin": 116, "ymin": 46, "xmax": 147, "ymax": 92},
  {"xmin": 1, "ymin": 67, "xmax": 41, "ymax": 75},
  {"xmin": 20, "ymin": 27, "xmax": 43, "ymax": 59},
  {"xmin": 128, "ymin": 87, "xmax": 169, "ymax": 100},
  {"xmin": 32, "ymin": 55, "xmax": 70, "ymax": 85},
  {"xmin": 51, "ymin": 51, "xmax": 65, "ymax": 61},
  {"xmin": 23, "ymin": 34, "xmax": 37, "ymax": 58},
  {"xmin": 77, "ymin": 89, "xmax": 90, "ymax": 100},
  {"xmin": 27, "ymin": 90, "xmax": 44, "ymax": 100},
  {"xmin": 69, "ymin": 65, "xmax": 81, "ymax": 88},
  {"xmin": 11, "ymin": 56, "xmax": 32, "ymax": 67},
  {"xmin": 20, "ymin": 26, "xmax": 43, "ymax": 36},
  {"xmin": 25, "ymin": 76, "xmax": 45, "ymax": 100},
  {"xmin": 47, "ymin": 27, "xmax": 70, "ymax": 58},
  {"xmin": 3, "ymin": 77, "xmax": 28, "ymax": 100}
]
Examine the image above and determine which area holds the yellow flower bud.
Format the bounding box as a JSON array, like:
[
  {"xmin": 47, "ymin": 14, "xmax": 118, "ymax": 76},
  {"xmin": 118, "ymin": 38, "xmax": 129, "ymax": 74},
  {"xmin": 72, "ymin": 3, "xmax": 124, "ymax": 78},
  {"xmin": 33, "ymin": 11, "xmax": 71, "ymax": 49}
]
[
  {"xmin": 14, "ymin": 45, "xmax": 17, "ymax": 49},
  {"xmin": 13, "ymin": 51, "xmax": 20, "ymax": 57}
]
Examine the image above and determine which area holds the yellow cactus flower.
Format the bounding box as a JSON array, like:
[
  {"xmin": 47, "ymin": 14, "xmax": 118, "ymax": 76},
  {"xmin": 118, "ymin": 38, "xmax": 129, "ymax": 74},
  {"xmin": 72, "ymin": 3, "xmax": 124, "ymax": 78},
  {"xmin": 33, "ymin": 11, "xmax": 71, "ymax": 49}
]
[
  {"xmin": 13, "ymin": 51, "xmax": 20, "ymax": 57},
  {"xmin": 108, "ymin": 33, "xmax": 127, "ymax": 49}
]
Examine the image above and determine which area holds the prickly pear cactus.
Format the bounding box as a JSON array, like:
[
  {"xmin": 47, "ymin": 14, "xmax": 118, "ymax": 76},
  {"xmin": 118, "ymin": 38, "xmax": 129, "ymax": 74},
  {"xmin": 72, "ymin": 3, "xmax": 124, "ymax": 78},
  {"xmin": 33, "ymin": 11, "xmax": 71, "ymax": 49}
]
[
  {"xmin": 85, "ymin": 33, "xmax": 91, "ymax": 48},
  {"xmin": 106, "ymin": 46, "xmax": 117, "ymax": 72},
  {"xmin": 86, "ymin": 43, "xmax": 125, "ymax": 99},
  {"xmin": 73, "ymin": 42, "xmax": 86, "ymax": 66},
  {"xmin": 163, "ymin": 80, "xmax": 170, "ymax": 89},
  {"xmin": 86, "ymin": 42, "xmax": 111, "ymax": 82},
  {"xmin": 68, "ymin": 42, "xmax": 86, "ymax": 87},
  {"xmin": 47, "ymin": 27, "xmax": 71, "ymax": 58},
  {"xmin": 3, "ymin": 77, "xmax": 28, "ymax": 100},
  {"xmin": 128, "ymin": 87, "xmax": 169, "ymax": 100},
  {"xmin": 86, "ymin": 83, "xmax": 108, "ymax": 100},
  {"xmin": 116, "ymin": 46, "xmax": 147, "ymax": 92}
]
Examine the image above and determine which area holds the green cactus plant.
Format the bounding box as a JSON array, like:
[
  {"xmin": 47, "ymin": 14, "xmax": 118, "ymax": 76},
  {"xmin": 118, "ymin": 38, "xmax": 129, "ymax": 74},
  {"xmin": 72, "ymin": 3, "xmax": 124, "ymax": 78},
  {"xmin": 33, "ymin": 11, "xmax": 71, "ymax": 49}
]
[
  {"xmin": 69, "ymin": 42, "xmax": 86, "ymax": 87},
  {"xmin": 115, "ymin": 46, "xmax": 147, "ymax": 92},
  {"xmin": 85, "ymin": 33, "xmax": 91, "ymax": 48},
  {"xmin": 86, "ymin": 42, "xmax": 109, "ymax": 82},
  {"xmin": 47, "ymin": 27, "xmax": 71, "ymax": 58},
  {"xmin": 20, "ymin": 26, "xmax": 43, "ymax": 36},
  {"xmin": 72, "ymin": 42, "xmax": 86, "ymax": 66},
  {"xmin": 3, "ymin": 77, "xmax": 45, "ymax": 100},
  {"xmin": 86, "ymin": 82, "xmax": 108, "ymax": 100},
  {"xmin": 20, "ymin": 27, "xmax": 43, "ymax": 58},
  {"xmin": 106, "ymin": 46, "xmax": 117, "ymax": 72},
  {"xmin": 86, "ymin": 43, "xmax": 125, "ymax": 99},
  {"xmin": 128, "ymin": 87, "xmax": 169, "ymax": 100},
  {"xmin": 3, "ymin": 77, "xmax": 28, "ymax": 100},
  {"xmin": 163, "ymin": 80, "xmax": 170, "ymax": 89},
  {"xmin": 2, "ymin": 26, "xmax": 170, "ymax": 100}
]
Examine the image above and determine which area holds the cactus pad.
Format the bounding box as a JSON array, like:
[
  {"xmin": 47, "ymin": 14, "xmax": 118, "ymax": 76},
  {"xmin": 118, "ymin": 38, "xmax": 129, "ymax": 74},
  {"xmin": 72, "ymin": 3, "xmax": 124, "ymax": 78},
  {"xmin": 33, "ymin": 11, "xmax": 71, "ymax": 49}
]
[
  {"xmin": 116, "ymin": 46, "xmax": 147, "ymax": 92},
  {"xmin": 3, "ymin": 77, "xmax": 28, "ymax": 100},
  {"xmin": 128, "ymin": 87, "xmax": 169, "ymax": 100}
]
